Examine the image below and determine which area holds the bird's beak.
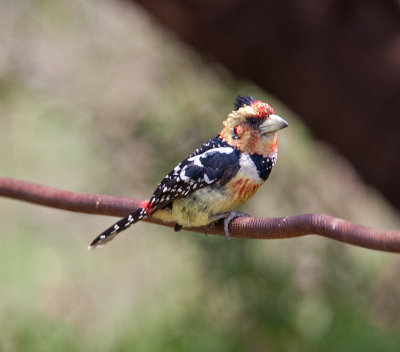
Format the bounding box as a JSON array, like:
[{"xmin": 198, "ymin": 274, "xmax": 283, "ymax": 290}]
[{"xmin": 259, "ymin": 114, "xmax": 289, "ymax": 134}]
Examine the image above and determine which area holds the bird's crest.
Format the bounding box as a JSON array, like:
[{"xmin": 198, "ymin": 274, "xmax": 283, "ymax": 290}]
[{"xmin": 234, "ymin": 96, "xmax": 256, "ymax": 110}]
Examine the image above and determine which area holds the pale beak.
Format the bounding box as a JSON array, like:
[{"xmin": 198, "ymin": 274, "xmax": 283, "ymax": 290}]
[{"xmin": 259, "ymin": 114, "xmax": 289, "ymax": 134}]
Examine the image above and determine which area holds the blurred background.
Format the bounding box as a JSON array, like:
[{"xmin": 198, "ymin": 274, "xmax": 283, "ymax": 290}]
[{"xmin": 0, "ymin": 0, "xmax": 400, "ymax": 351}]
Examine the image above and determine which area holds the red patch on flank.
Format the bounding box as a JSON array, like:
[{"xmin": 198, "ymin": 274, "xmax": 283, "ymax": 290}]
[
  {"xmin": 140, "ymin": 199, "xmax": 154, "ymax": 214},
  {"xmin": 230, "ymin": 178, "xmax": 261, "ymax": 202},
  {"xmin": 238, "ymin": 179, "xmax": 249, "ymax": 198},
  {"xmin": 140, "ymin": 200, "xmax": 149, "ymax": 208}
]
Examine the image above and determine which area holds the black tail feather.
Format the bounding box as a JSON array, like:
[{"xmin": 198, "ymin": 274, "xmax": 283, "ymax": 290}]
[{"xmin": 89, "ymin": 208, "xmax": 145, "ymax": 249}]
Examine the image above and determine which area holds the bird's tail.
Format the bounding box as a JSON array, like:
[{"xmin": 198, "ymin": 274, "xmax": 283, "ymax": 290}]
[{"xmin": 89, "ymin": 207, "xmax": 147, "ymax": 249}]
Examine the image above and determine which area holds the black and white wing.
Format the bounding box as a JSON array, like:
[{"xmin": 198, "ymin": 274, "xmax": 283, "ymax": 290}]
[
  {"xmin": 89, "ymin": 136, "xmax": 240, "ymax": 248},
  {"xmin": 144, "ymin": 145, "xmax": 240, "ymax": 214}
]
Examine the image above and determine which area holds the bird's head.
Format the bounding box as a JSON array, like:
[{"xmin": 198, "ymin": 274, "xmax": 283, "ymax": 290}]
[{"xmin": 219, "ymin": 96, "xmax": 288, "ymax": 157}]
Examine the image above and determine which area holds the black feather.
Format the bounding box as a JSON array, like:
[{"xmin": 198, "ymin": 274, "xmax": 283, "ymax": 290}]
[
  {"xmin": 144, "ymin": 137, "xmax": 240, "ymax": 215},
  {"xmin": 234, "ymin": 96, "xmax": 256, "ymax": 110}
]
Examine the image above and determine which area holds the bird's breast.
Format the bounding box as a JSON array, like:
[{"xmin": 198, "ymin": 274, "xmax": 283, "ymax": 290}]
[
  {"xmin": 222, "ymin": 151, "xmax": 272, "ymax": 205},
  {"xmin": 223, "ymin": 173, "xmax": 263, "ymax": 208},
  {"xmin": 225, "ymin": 177, "xmax": 262, "ymax": 203}
]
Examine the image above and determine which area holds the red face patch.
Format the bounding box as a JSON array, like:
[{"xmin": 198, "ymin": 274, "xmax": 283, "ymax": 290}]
[{"xmin": 252, "ymin": 101, "xmax": 274, "ymax": 118}]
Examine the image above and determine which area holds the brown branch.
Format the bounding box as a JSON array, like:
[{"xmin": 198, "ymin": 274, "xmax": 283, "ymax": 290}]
[{"xmin": 0, "ymin": 177, "xmax": 399, "ymax": 253}]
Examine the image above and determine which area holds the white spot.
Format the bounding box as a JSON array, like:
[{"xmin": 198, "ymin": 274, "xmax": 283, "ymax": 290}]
[
  {"xmin": 186, "ymin": 147, "xmax": 234, "ymax": 168},
  {"xmin": 204, "ymin": 173, "xmax": 212, "ymax": 184},
  {"xmin": 238, "ymin": 153, "xmax": 262, "ymax": 181},
  {"xmin": 180, "ymin": 168, "xmax": 189, "ymax": 181}
]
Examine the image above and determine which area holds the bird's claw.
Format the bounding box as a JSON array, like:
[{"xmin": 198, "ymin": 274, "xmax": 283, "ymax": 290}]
[{"xmin": 223, "ymin": 211, "xmax": 250, "ymax": 240}]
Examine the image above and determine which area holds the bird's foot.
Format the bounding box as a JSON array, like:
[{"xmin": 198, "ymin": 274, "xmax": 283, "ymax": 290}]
[
  {"xmin": 210, "ymin": 211, "xmax": 250, "ymax": 240},
  {"xmin": 174, "ymin": 223, "xmax": 183, "ymax": 232},
  {"xmin": 223, "ymin": 211, "xmax": 250, "ymax": 240}
]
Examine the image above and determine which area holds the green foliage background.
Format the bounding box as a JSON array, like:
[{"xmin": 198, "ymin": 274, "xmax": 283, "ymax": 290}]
[{"xmin": 1, "ymin": 1, "xmax": 400, "ymax": 351}]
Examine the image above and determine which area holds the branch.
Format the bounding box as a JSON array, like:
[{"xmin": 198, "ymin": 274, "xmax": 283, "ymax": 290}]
[{"xmin": 0, "ymin": 177, "xmax": 399, "ymax": 253}]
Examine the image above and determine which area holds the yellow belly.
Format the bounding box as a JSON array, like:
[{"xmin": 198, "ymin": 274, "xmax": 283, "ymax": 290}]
[{"xmin": 152, "ymin": 176, "xmax": 263, "ymax": 227}]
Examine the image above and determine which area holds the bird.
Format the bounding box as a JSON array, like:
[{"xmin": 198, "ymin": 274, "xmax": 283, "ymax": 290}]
[{"xmin": 89, "ymin": 96, "xmax": 288, "ymax": 248}]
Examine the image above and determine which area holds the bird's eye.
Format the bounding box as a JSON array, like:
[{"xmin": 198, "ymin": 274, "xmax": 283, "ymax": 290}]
[
  {"xmin": 233, "ymin": 126, "xmax": 240, "ymax": 139},
  {"xmin": 247, "ymin": 117, "xmax": 258, "ymax": 127}
]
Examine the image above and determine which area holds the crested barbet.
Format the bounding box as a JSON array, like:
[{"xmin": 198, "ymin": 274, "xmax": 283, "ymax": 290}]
[{"xmin": 89, "ymin": 96, "xmax": 288, "ymax": 248}]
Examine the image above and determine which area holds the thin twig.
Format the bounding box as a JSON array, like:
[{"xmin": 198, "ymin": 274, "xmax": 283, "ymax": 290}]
[{"xmin": 0, "ymin": 177, "xmax": 399, "ymax": 252}]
